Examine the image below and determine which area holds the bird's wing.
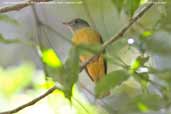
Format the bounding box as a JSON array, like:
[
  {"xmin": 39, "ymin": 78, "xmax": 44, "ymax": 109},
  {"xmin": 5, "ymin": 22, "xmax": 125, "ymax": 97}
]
[
  {"xmin": 72, "ymin": 27, "xmax": 107, "ymax": 81},
  {"xmin": 99, "ymin": 36, "xmax": 107, "ymax": 75}
]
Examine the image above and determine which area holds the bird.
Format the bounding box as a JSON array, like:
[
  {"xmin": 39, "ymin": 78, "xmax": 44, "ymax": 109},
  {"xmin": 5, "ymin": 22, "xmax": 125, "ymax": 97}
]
[{"xmin": 63, "ymin": 18, "xmax": 107, "ymax": 83}]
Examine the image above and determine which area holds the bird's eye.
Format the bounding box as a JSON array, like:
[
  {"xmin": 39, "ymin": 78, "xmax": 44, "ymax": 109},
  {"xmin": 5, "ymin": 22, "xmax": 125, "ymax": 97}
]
[{"xmin": 75, "ymin": 19, "xmax": 80, "ymax": 24}]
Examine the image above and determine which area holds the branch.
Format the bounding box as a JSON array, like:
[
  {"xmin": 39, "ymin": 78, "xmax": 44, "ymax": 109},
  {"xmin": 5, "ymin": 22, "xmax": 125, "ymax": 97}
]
[
  {"xmin": 0, "ymin": 2, "xmax": 154, "ymax": 114},
  {"xmin": 80, "ymin": 2, "xmax": 154, "ymax": 71},
  {"xmin": 0, "ymin": 0, "xmax": 51, "ymax": 13},
  {"xmin": 0, "ymin": 86, "xmax": 57, "ymax": 114},
  {"xmin": 0, "ymin": 0, "xmax": 30, "ymax": 13}
]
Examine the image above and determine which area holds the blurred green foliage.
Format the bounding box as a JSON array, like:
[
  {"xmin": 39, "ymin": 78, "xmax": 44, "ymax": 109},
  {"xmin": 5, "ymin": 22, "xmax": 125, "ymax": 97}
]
[
  {"xmin": 95, "ymin": 69, "xmax": 129, "ymax": 97},
  {"xmin": 0, "ymin": 63, "xmax": 34, "ymax": 97},
  {"xmin": 0, "ymin": 14, "xmax": 19, "ymax": 25}
]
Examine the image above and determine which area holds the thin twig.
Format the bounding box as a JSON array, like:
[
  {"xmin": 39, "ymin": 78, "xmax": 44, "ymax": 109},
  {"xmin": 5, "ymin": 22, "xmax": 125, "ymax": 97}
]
[
  {"xmin": 0, "ymin": 86, "xmax": 57, "ymax": 114},
  {"xmin": 0, "ymin": 0, "xmax": 31, "ymax": 13},
  {"xmin": 80, "ymin": 2, "xmax": 154, "ymax": 71},
  {"xmin": 0, "ymin": 0, "xmax": 51, "ymax": 13}
]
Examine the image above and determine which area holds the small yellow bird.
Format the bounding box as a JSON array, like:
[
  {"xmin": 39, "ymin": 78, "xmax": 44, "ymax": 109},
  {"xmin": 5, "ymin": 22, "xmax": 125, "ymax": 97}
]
[{"xmin": 63, "ymin": 18, "xmax": 107, "ymax": 83}]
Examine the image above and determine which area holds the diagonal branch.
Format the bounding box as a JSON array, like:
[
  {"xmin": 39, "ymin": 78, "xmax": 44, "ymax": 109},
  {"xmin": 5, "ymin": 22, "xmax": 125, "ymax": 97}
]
[
  {"xmin": 0, "ymin": 86, "xmax": 57, "ymax": 114},
  {"xmin": 0, "ymin": 2, "xmax": 154, "ymax": 114},
  {"xmin": 80, "ymin": 2, "xmax": 154, "ymax": 71}
]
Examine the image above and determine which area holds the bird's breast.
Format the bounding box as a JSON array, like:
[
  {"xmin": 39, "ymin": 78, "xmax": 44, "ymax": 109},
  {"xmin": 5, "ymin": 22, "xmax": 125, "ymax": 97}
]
[{"xmin": 72, "ymin": 27, "xmax": 101, "ymax": 45}]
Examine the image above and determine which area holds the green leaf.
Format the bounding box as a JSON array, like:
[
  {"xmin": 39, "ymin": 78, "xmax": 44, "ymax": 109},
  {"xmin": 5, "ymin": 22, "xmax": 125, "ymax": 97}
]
[
  {"xmin": 129, "ymin": 56, "xmax": 149, "ymax": 74},
  {"xmin": 120, "ymin": 77, "xmax": 142, "ymax": 97},
  {"xmin": 37, "ymin": 48, "xmax": 64, "ymax": 85},
  {"xmin": 95, "ymin": 70, "xmax": 129, "ymax": 97},
  {"xmin": 133, "ymin": 73, "xmax": 149, "ymax": 91},
  {"xmin": 41, "ymin": 47, "xmax": 79, "ymax": 100},
  {"xmin": 42, "ymin": 49, "xmax": 63, "ymax": 68},
  {"xmin": 133, "ymin": 94, "xmax": 164, "ymax": 110},
  {"xmin": 0, "ymin": 34, "xmax": 20, "ymax": 44},
  {"xmin": 124, "ymin": 0, "xmax": 141, "ymax": 17},
  {"xmin": 112, "ymin": 0, "xmax": 125, "ymax": 13},
  {"xmin": 143, "ymin": 32, "xmax": 171, "ymax": 55},
  {"xmin": 77, "ymin": 43, "xmax": 101, "ymax": 56},
  {"xmin": 149, "ymin": 67, "xmax": 171, "ymax": 84},
  {"xmin": 117, "ymin": 93, "xmax": 163, "ymax": 112},
  {"xmin": 63, "ymin": 47, "xmax": 80, "ymax": 99},
  {"xmin": 39, "ymin": 48, "xmax": 64, "ymax": 87},
  {"xmin": 0, "ymin": 14, "xmax": 19, "ymax": 25}
]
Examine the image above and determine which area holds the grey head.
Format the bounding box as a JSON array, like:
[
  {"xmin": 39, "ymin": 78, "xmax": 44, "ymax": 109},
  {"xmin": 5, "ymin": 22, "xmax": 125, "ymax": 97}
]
[{"xmin": 63, "ymin": 18, "xmax": 90, "ymax": 33}]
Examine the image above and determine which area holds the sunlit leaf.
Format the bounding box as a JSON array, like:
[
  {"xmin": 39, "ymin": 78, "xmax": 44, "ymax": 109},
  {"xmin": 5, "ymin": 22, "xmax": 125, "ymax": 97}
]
[
  {"xmin": 140, "ymin": 0, "xmax": 148, "ymax": 5},
  {"xmin": 130, "ymin": 59, "xmax": 141, "ymax": 73},
  {"xmin": 40, "ymin": 47, "xmax": 80, "ymax": 99},
  {"xmin": 141, "ymin": 31, "xmax": 153, "ymax": 38},
  {"xmin": 42, "ymin": 49, "xmax": 63, "ymax": 68},
  {"xmin": 137, "ymin": 102, "xmax": 149, "ymax": 112},
  {"xmin": 38, "ymin": 47, "xmax": 65, "ymax": 90},
  {"xmin": 0, "ymin": 14, "xmax": 19, "ymax": 25},
  {"xmin": 95, "ymin": 69, "xmax": 129, "ymax": 97},
  {"xmin": 130, "ymin": 56, "xmax": 149, "ymax": 74}
]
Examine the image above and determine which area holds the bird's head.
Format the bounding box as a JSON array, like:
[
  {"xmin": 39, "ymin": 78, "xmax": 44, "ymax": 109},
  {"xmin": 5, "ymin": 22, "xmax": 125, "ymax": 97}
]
[{"xmin": 63, "ymin": 18, "xmax": 89, "ymax": 33}]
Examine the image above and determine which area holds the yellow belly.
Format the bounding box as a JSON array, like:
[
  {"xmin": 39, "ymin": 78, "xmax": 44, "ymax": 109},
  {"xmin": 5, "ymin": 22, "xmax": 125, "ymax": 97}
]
[{"xmin": 72, "ymin": 27, "xmax": 106, "ymax": 82}]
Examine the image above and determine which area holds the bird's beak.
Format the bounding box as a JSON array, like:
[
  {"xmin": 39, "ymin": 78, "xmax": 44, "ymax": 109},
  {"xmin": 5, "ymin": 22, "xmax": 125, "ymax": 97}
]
[{"xmin": 62, "ymin": 22, "xmax": 69, "ymax": 26}]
